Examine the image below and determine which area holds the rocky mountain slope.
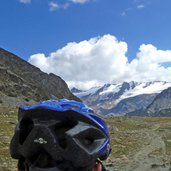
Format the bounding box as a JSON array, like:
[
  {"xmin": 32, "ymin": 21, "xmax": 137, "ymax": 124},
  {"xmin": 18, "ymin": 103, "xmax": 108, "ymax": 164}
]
[
  {"xmin": 146, "ymin": 87, "xmax": 171, "ymax": 116},
  {"xmin": 72, "ymin": 81, "xmax": 171, "ymax": 116},
  {"xmin": 0, "ymin": 48, "xmax": 79, "ymax": 106}
]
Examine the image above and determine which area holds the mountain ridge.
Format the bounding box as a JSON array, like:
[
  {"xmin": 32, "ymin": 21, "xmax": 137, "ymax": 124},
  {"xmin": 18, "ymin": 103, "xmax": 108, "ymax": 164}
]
[
  {"xmin": 72, "ymin": 81, "xmax": 171, "ymax": 116},
  {"xmin": 0, "ymin": 48, "xmax": 79, "ymax": 106},
  {"xmin": 146, "ymin": 87, "xmax": 171, "ymax": 116}
]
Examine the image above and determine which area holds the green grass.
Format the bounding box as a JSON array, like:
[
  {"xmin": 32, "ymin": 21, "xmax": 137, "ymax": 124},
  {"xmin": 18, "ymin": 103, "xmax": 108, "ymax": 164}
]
[
  {"xmin": 105, "ymin": 116, "xmax": 171, "ymax": 168},
  {"xmin": 105, "ymin": 117, "xmax": 147, "ymax": 159},
  {"xmin": 0, "ymin": 108, "xmax": 17, "ymax": 171},
  {"xmin": 1, "ymin": 109, "xmax": 171, "ymax": 170}
]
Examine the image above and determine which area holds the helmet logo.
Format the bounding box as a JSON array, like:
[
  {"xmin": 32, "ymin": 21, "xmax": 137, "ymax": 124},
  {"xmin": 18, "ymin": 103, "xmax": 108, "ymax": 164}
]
[{"xmin": 34, "ymin": 138, "xmax": 47, "ymax": 144}]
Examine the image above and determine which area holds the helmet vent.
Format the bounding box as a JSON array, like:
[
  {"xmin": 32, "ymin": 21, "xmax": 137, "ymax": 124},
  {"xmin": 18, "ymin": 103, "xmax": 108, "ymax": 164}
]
[
  {"xmin": 54, "ymin": 120, "xmax": 78, "ymax": 149},
  {"xmin": 83, "ymin": 137, "xmax": 94, "ymax": 145},
  {"xmin": 73, "ymin": 126, "xmax": 107, "ymax": 154},
  {"xmin": 30, "ymin": 150, "xmax": 57, "ymax": 168},
  {"xmin": 19, "ymin": 118, "xmax": 34, "ymax": 145}
]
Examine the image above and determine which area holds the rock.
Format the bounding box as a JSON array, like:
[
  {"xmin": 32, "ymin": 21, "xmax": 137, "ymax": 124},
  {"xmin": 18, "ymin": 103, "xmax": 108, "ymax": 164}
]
[
  {"xmin": 0, "ymin": 48, "xmax": 80, "ymax": 107},
  {"xmin": 146, "ymin": 87, "xmax": 171, "ymax": 116}
]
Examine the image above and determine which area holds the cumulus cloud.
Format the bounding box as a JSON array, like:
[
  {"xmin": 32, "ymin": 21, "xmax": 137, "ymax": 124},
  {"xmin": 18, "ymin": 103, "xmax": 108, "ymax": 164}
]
[
  {"xmin": 28, "ymin": 35, "xmax": 171, "ymax": 90},
  {"xmin": 129, "ymin": 44, "xmax": 171, "ymax": 82},
  {"xmin": 19, "ymin": 0, "xmax": 31, "ymax": 4}
]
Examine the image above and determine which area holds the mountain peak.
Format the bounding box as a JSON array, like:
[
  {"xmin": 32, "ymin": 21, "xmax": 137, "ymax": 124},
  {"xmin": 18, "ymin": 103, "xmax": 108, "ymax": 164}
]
[{"xmin": 72, "ymin": 81, "xmax": 171, "ymax": 116}]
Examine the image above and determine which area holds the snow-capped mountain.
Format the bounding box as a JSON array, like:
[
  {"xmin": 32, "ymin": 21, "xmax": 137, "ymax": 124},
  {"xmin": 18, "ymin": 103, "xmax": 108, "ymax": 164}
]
[{"xmin": 71, "ymin": 81, "xmax": 171, "ymax": 116}]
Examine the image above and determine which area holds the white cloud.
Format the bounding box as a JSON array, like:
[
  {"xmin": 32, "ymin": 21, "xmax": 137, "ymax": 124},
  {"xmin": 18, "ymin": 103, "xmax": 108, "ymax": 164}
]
[
  {"xmin": 29, "ymin": 35, "xmax": 128, "ymax": 89},
  {"xmin": 28, "ymin": 35, "xmax": 171, "ymax": 90},
  {"xmin": 121, "ymin": 7, "xmax": 133, "ymax": 16},
  {"xmin": 18, "ymin": 0, "xmax": 93, "ymax": 10},
  {"xmin": 49, "ymin": 1, "xmax": 72, "ymax": 11},
  {"xmin": 19, "ymin": 0, "xmax": 31, "ymax": 4},
  {"xmin": 49, "ymin": 2, "xmax": 60, "ymax": 11},
  {"xmin": 137, "ymin": 4, "xmax": 145, "ymax": 9},
  {"xmin": 121, "ymin": 2, "xmax": 145, "ymax": 16},
  {"xmin": 62, "ymin": 3, "xmax": 70, "ymax": 9},
  {"xmin": 129, "ymin": 44, "xmax": 171, "ymax": 82},
  {"xmin": 69, "ymin": 0, "xmax": 91, "ymax": 4}
]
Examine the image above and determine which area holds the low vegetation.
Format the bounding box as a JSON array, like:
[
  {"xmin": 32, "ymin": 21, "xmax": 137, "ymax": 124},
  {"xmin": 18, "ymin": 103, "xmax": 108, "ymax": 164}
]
[
  {"xmin": 1, "ymin": 109, "xmax": 171, "ymax": 171},
  {"xmin": 105, "ymin": 117, "xmax": 171, "ymax": 170},
  {"xmin": 0, "ymin": 108, "xmax": 17, "ymax": 171}
]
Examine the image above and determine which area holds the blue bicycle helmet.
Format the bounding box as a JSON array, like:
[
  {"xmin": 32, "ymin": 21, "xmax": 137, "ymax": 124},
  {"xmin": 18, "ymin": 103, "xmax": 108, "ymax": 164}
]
[{"xmin": 10, "ymin": 99, "xmax": 110, "ymax": 171}]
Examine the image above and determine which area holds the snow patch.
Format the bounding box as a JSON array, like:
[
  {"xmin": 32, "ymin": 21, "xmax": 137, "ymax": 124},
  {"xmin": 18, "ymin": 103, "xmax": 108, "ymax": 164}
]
[
  {"xmin": 119, "ymin": 82, "xmax": 171, "ymax": 101},
  {"xmin": 99, "ymin": 84, "xmax": 121, "ymax": 95},
  {"xmin": 74, "ymin": 86, "xmax": 100, "ymax": 98}
]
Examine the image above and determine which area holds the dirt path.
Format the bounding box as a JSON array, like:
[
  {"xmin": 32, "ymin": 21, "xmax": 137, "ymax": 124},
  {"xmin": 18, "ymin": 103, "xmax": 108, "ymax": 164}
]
[{"xmin": 122, "ymin": 124, "xmax": 170, "ymax": 171}]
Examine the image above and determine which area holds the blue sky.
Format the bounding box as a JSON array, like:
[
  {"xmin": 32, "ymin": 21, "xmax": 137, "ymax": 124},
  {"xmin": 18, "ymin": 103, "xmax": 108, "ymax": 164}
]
[{"xmin": 1, "ymin": 0, "xmax": 171, "ymax": 89}]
